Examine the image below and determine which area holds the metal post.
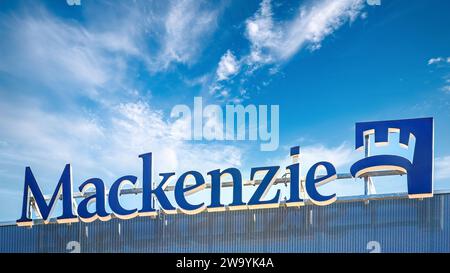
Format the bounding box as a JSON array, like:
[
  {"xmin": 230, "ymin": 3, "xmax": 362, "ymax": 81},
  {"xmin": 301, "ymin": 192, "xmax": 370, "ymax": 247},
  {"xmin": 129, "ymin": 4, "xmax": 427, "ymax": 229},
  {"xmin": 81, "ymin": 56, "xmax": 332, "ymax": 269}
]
[
  {"xmin": 27, "ymin": 199, "xmax": 32, "ymax": 219},
  {"xmin": 290, "ymin": 146, "xmax": 304, "ymax": 199},
  {"xmin": 364, "ymin": 135, "xmax": 370, "ymax": 196},
  {"xmin": 26, "ymin": 199, "xmax": 33, "ymax": 228}
]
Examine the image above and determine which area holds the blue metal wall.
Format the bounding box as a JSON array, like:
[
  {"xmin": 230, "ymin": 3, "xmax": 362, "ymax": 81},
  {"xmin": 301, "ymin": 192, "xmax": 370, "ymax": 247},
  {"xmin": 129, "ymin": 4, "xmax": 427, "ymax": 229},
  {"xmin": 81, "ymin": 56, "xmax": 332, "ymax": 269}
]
[{"xmin": 0, "ymin": 194, "xmax": 449, "ymax": 253}]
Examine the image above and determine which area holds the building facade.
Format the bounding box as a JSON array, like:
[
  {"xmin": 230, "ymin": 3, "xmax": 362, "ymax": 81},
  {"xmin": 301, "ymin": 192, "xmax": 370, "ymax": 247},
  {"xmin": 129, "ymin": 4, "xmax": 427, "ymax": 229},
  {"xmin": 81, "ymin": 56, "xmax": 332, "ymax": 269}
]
[{"xmin": 1, "ymin": 191, "xmax": 449, "ymax": 253}]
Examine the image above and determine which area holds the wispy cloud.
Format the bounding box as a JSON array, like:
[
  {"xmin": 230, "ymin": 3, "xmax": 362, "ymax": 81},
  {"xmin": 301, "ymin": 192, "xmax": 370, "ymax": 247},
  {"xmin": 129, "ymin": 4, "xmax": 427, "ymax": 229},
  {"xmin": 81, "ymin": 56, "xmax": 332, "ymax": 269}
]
[
  {"xmin": 0, "ymin": 4, "xmax": 151, "ymax": 110},
  {"xmin": 427, "ymin": 56, "xmax": 450, "ymax": 94},
  {"xmin": 0, "ymin": 98, "xmax": 243, "ymax": 184},
  {"xmin": 428, "ymin": 57, "xmax": 450, "ymax": 65},
  {"xmin": 150, "ymin": 0, "xmax": 220, "ymax": 71},
  {"xmin": 0, "ymin": 0, "xmax": 222, "ymax": 92},
  {"xmin": 245, "ymin": 0, "xmax": 364, "ymax": 64},
  {"xmin": 212, "ymin": 0, "xmax": 365, "ymax": 100},
  {"xmin": 84, "ymin": 0, "xmax": 223, "ymax": 73},
  {"xmin": 216, "ymin": 50, "xmax": 240, "ymax": 81},
  {"xmin": 0, "ymin": 8, "xmax": 135, "ymax": 100}
]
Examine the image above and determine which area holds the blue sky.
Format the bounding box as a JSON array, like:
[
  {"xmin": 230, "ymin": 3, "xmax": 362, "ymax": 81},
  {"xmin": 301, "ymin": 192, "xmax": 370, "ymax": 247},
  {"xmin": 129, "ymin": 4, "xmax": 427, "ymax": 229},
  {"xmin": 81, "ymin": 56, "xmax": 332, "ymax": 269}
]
[{"xmin": 0, "ymin": 0, "xmax": 449, "ymax": 221}]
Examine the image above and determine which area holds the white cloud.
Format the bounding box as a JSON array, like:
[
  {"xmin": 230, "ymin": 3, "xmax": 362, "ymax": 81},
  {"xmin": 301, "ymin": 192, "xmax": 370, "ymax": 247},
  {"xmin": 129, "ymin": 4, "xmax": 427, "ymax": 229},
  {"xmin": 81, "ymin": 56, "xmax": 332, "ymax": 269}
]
[
  {"xmin": 244, "ymin": 0, "xmax": 365, "ymax": 65},
  {"xmin": 216, "ymin": 50, "xmax": 240, "ymax": 81},
  {"xmin": 428, "ymin": 57, "xmax": 450, "ymax": 65},
  {"xmin": 436, "ymin": 156, "xmax": 450, "ymax": 180},
  {"xmin": 427, "ymin": 56, "xmax": 450, "ymax": 94},
  {"xmin": 106, "ymin": 101, "xmax": 243, "ymax": 175},
  {"xmin": 0, "ymin": 8, "xmax": 141, "ymax": 102},
  {"xmin": 0, "ymin": 0, "xmax": 222, "ymax": 90},
  {"xmin": 213, "ymin": 0, "xmax": 365, "ymax": 100},
  {"xmin": 428, "ymin": 57, "xmax": 444, "ymax": 65},
  {"xmin": 299, "ymin": 143, "xmax": 358, "ymax": 170},
  {"xmin": 151, "ymin": 0, "xmax": 220, "ymax": 70},
  {"xmin": 244, "ymin": 0, "xmax": 281, "ymax": 64},
  {"xmin": 0, "ymin": 99, "xmax": 107, "ymax": 179},
  {"xmin": 0, "ymin": 2, "xmax": 235, "ymax": 177},
  {"xmin": 0, "ymin": 99, "xmax": 243, "ymax": 185}
]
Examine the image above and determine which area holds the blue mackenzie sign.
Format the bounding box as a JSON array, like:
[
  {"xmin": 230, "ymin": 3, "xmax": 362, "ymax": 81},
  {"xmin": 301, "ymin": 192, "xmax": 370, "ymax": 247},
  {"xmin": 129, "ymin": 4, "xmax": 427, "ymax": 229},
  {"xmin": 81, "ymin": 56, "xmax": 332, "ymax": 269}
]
[{"xmin": 16, "ymin": 117, "xmax": 434, "ymax": 226}]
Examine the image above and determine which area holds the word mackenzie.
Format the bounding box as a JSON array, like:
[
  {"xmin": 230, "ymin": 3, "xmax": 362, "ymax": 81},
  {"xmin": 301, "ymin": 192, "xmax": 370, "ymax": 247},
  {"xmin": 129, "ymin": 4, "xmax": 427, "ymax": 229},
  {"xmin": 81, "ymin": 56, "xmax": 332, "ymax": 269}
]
[{"xmin": 16, "ymin": 118, "xmax": 434, "ymax": 226}]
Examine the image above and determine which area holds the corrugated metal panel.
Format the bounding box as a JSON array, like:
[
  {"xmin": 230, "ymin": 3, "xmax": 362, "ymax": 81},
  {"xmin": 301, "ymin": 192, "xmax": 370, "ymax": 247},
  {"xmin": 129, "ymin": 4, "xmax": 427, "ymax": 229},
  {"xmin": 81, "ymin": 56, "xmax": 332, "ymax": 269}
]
[{"xmin": 0, "ymin": 194, "xmax": 449, "ymax": 253}]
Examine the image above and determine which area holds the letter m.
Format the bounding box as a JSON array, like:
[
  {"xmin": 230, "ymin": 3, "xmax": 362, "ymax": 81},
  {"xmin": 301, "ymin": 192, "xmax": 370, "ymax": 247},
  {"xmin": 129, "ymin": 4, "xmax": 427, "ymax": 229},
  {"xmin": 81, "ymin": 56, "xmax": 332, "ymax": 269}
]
[{"xmin": 16, "ymin": 164, "xmax": 78, "ymax": 226}]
